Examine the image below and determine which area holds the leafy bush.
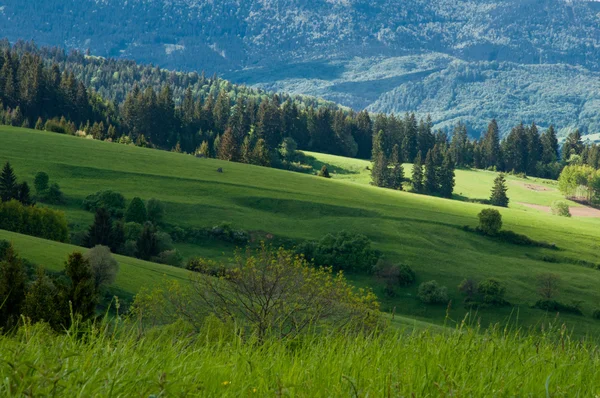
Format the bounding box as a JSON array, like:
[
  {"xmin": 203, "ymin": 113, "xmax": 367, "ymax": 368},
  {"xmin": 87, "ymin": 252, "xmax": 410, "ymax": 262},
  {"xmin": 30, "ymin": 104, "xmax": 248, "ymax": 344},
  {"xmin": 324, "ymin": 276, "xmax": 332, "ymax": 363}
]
[
  {"xmin": 533, "ymin": 300, "xmax": 583, "ymax": 315},
  {"xmin": 83, "ymin": 190, "xmax": 126, "ymax": 218},
  {"xmin": 551, "ymin": 201, "xmax": 571, "ymax": 217},
  {"xmin": 297, "ymin": 231, "xmax": 380, "ymax": 273},
  {"xmin": 33, "ymin": 172, "xmax": 49, "ymax": 194},
  {"xmin": 477, "ymin": 209, "xmax": 502, "ymax": 236},
  {"xmin": 477, "ymin": 278, "xmax": 507, "ymax": 306},
  {"xmin": 418, "ymin": 280, "xmax": 449, "ymax": 304},
  {"xmin": 146, "ymin": 198, "xmax": 165, "ymax": 225},
  {"xmin": 153, "ymin": 250, "xmax": 183, "ymax": 267},
  {"xmin": 318, "ymin": 165, "xmax": 331, "ymax": 178},
  {"xmin": 373, "ymin": 260, "xmax": 415, "ymax": 297},
  {"xmin": 0, "ymin": 199, "xmax": 69, "ymax": 242},
  {"xmin": 125, "ymin": 197, "xmax": 147, "ymax": 224},
  {"xmin": 123, "ymin": 222, "xmax": 143, "ymax": 241},
  {"xmin": 186, "ymin": 257, "xmax": 227, "ymax": 276}
]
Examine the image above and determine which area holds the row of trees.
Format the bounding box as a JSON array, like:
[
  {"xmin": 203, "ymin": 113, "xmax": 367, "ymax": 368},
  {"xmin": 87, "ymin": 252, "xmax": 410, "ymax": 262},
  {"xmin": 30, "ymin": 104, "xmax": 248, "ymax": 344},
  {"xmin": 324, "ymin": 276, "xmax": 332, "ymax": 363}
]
[{"xmin": 0, "ymin": 242, "xmax": 118, "ymax": 331}]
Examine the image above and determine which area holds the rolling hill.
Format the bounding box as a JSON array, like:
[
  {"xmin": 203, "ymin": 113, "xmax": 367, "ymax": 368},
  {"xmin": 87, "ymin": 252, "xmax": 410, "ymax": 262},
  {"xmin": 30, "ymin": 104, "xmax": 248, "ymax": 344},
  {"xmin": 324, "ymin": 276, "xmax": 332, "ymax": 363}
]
[{"xmin": 2, "ymin": 126, "xmax": 600, "ymax": 333}]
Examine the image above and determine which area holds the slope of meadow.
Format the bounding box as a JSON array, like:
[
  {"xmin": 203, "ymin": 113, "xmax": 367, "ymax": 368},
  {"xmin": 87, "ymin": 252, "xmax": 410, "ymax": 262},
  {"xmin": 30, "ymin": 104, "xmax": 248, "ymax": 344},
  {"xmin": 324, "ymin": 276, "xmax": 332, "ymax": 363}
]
[{"xmin": 2, "ymin": 126, "xmax": 600, "ymax": 332}]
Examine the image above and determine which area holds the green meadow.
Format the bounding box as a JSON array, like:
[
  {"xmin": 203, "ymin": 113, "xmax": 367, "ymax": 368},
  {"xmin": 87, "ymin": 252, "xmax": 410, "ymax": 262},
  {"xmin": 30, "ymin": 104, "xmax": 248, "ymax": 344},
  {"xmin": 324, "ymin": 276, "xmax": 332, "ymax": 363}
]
[{"xmin": 2, "ymin": 126, "xmax": 600, "ymax": 333}]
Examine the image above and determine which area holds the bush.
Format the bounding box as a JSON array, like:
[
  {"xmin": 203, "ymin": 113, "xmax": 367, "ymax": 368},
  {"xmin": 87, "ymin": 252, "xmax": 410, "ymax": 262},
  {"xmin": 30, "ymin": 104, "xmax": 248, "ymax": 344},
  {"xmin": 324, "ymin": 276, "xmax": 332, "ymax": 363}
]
[
  {"xmin": 533, "ymin": 300, "xmax": 583, "ymax": 315},
  {"xmin": 477, "ymin": 209, "xmax": 502, "ymax": 235},
  {"xmin": 83, "ymin": 190, "xmax": 126, "ymax": 218},
  {"xmin": 0, "ymin": 199, "xmax": 69, "ymax": 242},
  {"xmin": 84, "ymin": 245, "xmax": 119, "ymax": 291},
  {"xmin": 186, "ymin": 257, "xmax": 227, "ymax": 276},
  {"xmin": 146, "ymin": 198, "xmax": 165, "ymax": 225},
  {"xmin": 418, "ymin": 280, "xmax": 449, "ymax": 304},
  {"xmin": 153, "ymin": 250, "xmax": 183, "ymax": 267},
  {"xmin": 297, "ymin": 231, "xmax": 380, "ymax": 273},
  {"xmin": 124, "ymin": 222, "xmax": 143, "ymax": 241},
  {"xmin": 318, "ymin": 165, "xmax": 331, "ymax": 178},
  {"xmin": 551, "ymin": 201, "xmax": 571, "ymax": 217},
  {"xmin": 156, "ymin": 231, "xmax": 175, "ymax": 253},
  {"xmin": 33, "ymin": 172, "xmax": 49, "ymax": 194},
  {"xmin": 477, "ymin": 278, "xmax": 507, "ymax": 306},
  {"xmin": 40, "ymin": 183, "xmax": 64, "ymax": 204},
  {"xmin": 458, "ymin": 278, "xmax": 477, "ymax": 300}
]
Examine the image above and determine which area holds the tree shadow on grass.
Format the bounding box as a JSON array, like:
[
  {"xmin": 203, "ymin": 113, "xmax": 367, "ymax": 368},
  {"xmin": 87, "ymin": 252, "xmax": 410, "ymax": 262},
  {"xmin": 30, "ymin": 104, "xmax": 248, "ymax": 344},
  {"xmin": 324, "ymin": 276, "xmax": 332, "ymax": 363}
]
[{"xmin": 296, "ymin": 152, "xmax": 362, "ymax": 175}]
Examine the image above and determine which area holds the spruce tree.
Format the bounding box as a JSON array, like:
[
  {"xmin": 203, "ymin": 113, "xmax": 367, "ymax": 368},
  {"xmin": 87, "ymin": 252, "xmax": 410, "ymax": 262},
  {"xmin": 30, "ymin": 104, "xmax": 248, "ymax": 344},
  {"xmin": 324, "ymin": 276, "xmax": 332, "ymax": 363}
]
[
  {"xmin": 218, "ymin": 127, "xmax": 237, "ymax": 161},
  {"xmin": 490, "ymin": 173, "xmax": 509, "ymax": 207},
  {"xmin": 0, "ymin": 161, "xmax": 18, "ymax": 202},
  {"xmin": 439, "ymin": 154, "xmax": 455, "ymax": 198},
  {"xmin": 423, "ymin": 149, "xmax": 438, "ymax": 194},
  {"xmin": 412, "ymin": 151, "xmax": 424, "ymax": 193},
  {"xmin": 371, "ymin": 131, "xmax": 388, "ymax": 187},
  {"xmin": 251, "ymin": 138, "xmax": 271, "ymax": 167},
  {"xmin": 481, "ymin": 119, "xmax": 500, "ymax": 169},
  {"xmin": 0, "ymin": 244, "xmax": 27, "ymax": 329},
  {"xmin": 136, "ymin": 222, "xmax": 159, "ymax": 261},
  {"xmin": 541, "ymin": 125, "xmax": 559, "ymax": 164},
  {"xmin": 64, "ymin": 252, "xmax": 98, "ymax": 322},
  {"xmin": 34, "ymin": 117, "xmax": 44, "ymax": 130},
  {"xmin": 86, "ymin": 207, "xmax": 113, "ymax": 248},
  {"xmin": 125, "ymin": 197, "xmax": 147, "ymax": 224},
  {"xmin": 22, "ymin": 267, "xmax": 61, "ymax": 329},
  {"xmin": 388, "ymin": 144, "xmax": 404, "ymax": 190},
  {"xmin": 17, "ymin": 182, "xmax": 32, "ymax": 206}
]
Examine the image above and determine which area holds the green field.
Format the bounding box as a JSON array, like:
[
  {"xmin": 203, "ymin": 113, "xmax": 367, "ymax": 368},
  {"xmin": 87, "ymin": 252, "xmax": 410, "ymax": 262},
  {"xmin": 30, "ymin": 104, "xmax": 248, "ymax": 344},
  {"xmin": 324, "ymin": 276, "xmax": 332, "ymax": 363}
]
[{"xmin": 2, "ymin": 126, "xmax": 600, "ymax": 333}]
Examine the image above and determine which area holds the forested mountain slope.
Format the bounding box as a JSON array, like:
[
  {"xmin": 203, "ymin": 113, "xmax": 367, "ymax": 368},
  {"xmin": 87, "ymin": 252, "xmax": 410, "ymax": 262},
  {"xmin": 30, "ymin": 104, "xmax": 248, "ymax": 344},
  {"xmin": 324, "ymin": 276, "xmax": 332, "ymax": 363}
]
[{"xmin": 1, "ymin": 0, "xmax": 600, "ymax": 135}]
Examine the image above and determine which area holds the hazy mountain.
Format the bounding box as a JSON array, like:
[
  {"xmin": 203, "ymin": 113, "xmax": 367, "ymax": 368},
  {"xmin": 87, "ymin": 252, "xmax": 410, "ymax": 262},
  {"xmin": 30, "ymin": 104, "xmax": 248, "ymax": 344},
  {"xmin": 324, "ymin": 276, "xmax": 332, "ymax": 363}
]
[{"xmin": 2, "ymin": 0, "xmax": 600, "ymax": 135}]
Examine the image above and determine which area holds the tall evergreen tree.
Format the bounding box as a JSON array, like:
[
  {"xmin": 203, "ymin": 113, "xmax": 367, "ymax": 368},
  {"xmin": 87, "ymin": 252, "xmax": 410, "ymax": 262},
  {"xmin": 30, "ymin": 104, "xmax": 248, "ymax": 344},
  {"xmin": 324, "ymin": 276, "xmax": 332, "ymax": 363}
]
[
  {"xmin": 0, "ymin": 244, "xmax": 27, "ymax": 329},
  {"xmin": 450, "ymin": 122, "xmax": 469, "ymax": 167},
  {"xmin": 412, "ymin": 151, "xmax": 424, "ymax": 193},
  {"xmin": 371, "ymin": 131, "xmax": 388, "ymax": 187},
  {"xmin": 439, "ymin": 154, "xmax": 455, "ymax": 198},
  {"xmin": 85, "ymin": 207, "xmax": 113, "ymax": 248},
  {"xmin": 481, "ymin": 119, "xmax": 501, "ymax": 169},
  {"xmin": 251, "ymin": 138, "xmax": 271, "ymax": 167},
  {"xmin": 490, "ymin": 173, "xmax": 510, "ymax": 207},
  {"xmin": 388, "ymin": 144, "xmax": 404, "ymax": 190},
  {"xmin": 424, "ymin": 149, "xmax": 438, "ymax": 194},
  {"xmin": 218, "ymin": 127, "xmax": 238, "ymax": 161},
  {"xmin": 136, "ymin": 223, "xmax": 159, "ymax": 261},
  {"xmin": 17, "ymin": 182, "xmax": 32, "ymax": 206},
  {"xmin": 541, "ymin": 125, "xmax": 560, "ymax": 164},
  {"xmin": 562, "ymin": 130, "xmax": 583, "ymax": 162},
  {"xmin": 125, "ymin": 197, "xmax": 147, "ymax": 224},
  {"xmin": 526, "ymin": 122, "xmax": 541, "ymax": 175},
  {"xmin": 0, "ymin": 161, "xmax": 18, "ymax": 202},
  {"xmin": 64, "ymin": 252, "xmax": 98, "ymax": 322}
]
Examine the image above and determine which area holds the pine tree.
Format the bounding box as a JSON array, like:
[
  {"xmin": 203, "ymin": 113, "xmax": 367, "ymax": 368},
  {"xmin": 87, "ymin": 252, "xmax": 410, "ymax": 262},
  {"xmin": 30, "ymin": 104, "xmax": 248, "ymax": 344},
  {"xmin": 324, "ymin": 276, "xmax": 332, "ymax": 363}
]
[
  {"xmin": 241, "ymin": 135, "xmax": 253, "ymax": 164},
  {"xmin": 412, "ymin": 152, "xmax": 424, "ymax": 193},
  {"xmin": 251, "ymin": 138, "xmax": 271, "ymax": 167},
  {"xmin": 213, "ymin": 90, "xmax": 231, "ymax": 134},
  {"xmin": 371, "ymin": 131, "xmax": 388, "ymax": 187},
  {"xmin": 438, "ymin": 154, "xmax": 455, "ymax": 198},
  {"xmin": 218, "ymin": 127, "xmax": 238, "ymax": 161},
  {"xmin": 34, "ymin": 117, "xmax": 43, "ymax": 130},
  {"xmin": 125, "ymin": 197, "xmax": 147, "ymax": 224},
  {"xmin": 85, "ymin": 207, "xmax": 113, "ymax": 248},
  {"xmin": 388, "ymin": 144, "xmax": 404, "ymax": 190},
  {"xmin": 541, "ymin": 125, "xmax": 559, "ymax": 164},
  {"xmin": 64, "ymin": 252, "xmax": 98, "ymax": 322},
  {"xmin": 0, "ymin": 244, "xmax": 27, "ymax": 329},
  {"xmin": 0, "ymin": 161, "xmax": 18, "ymax": 202},
  {"xmin": 562, "ymin": 130, "xmax": 583, "ymax": 163},
  {"xmin": 490, "ymin": 173, "xmax": 509, "ymax": 207},
  {"xmin": 17, "ymin": 182, "xmax": 32, "ymax": 206},
  {"xmin": 423, "ymin": 149, "xmax": 438, "ymax": 194},
  {"xmin": 481, "ymin": 119, "xmax": 501, "ymax": 169}
]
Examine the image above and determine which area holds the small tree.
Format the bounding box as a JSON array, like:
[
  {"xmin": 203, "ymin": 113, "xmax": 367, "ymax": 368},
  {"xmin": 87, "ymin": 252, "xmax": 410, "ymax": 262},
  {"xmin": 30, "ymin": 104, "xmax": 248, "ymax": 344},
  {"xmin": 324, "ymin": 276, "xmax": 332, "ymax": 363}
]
[
  {"xmin": 412, "ymin": 152, "xmax": 424, "ymax": 193},
  {"xmin": 84, "ymin": 245, "xmax": 119, "ymax": 291},
  {"xmin": 438, "ymin": 154, "xmax": 455, "ymax": 198},
  {"xmin": 458, "ymin": 278, "xmax": 478, "ymax": 300},
  {"xmin": 146, "ymin": 198, "xmax": 165, "ymax": 225},
  {"xmin": 478, "ymin": 278, "xmax": 506, "ymax": 306},
  {"xmin": 477, "ymin": 209, "xmax": 502, "ymax": 235},
  {"xmin": 34, "ymin": 171, "xmax": 49, "ymax": 194},
  {"xmin": 551, "ymin": 201, "xmax": 571, "ymax": 217},
  {"xmin": 537, "ymin": 273, "xmax": 561, "ymax": 300},
  {"xmin": 423, "ymin": 150, "xmax": 438, "ymax": 194},
  {"xmin": 318, "ymin": 165, "xmax": 331, "ymax": 178},
  {"xmin": 133, "ymin": 245, "xmax": 381, "ymax": 340},
  {"xmin": 125, "ymin": 197, "xmax": 147, "ymax": 224},
  {"xmin": 64, "ymin": 252, "xmax": 98, "ymax": 322},
  {"xmin": 22, "ymin": 268, "xmax": 61, "ymax": 329},
  {"xmin": 85, "ymin": 207, "xmax": 113, "ymax": 248},
  {"xmin": 490, "ymin": 173, "xmax": 509, "ymax": 207},
  {"xmin": 44, "ymin": 183, "xmax": 64, "ymax": 204},
  {"xmin": 34, "ymin": 117, "xmax": 44, "ymax": 130},
  {"xmin": 0, "ymin": 161, "xmax": 18, "ymax": 202},
  {"xmin": 279, "ymin": 137, "xmax": 298, "ymax": 162},
  {"xmin": 136, "ymin": 222, "xmax": 159, "ymax": 260},
  {"xmin": 17, "ymin": 182, "xmax": 32, "ymax": 206},
  {"xmin": 0, "ymin": 244, "xmax": 27, "ymax": 329},
  {"xmin": 418, "ymin": 280, "xmax": 449, "ymax": 304}
]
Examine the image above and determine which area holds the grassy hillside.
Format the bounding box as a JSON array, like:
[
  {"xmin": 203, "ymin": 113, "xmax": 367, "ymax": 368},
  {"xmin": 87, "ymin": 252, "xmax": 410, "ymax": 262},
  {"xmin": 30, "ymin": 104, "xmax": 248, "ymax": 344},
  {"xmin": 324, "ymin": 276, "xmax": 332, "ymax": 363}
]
[{"xmin": 2, "ymin": 126, "xmax": 600, "ymax": 333}]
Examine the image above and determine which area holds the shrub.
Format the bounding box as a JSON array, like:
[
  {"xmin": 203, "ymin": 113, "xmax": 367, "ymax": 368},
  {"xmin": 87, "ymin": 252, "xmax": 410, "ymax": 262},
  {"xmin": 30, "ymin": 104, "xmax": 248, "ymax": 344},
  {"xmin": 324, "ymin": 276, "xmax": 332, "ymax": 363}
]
[
  {"xmin": 84, "ymin": 245, "xmax": 119, "ymax": 291},
  {"xmin": 146, "ymin": 198, "xmax": 165, "ymax": 225},
  {"xmin": 44, "ymin": 119, "xmax": 68, "ymax": 134},
  {"xmin": 83, "ymin": 190, "xmax": 126, "ymax": 218},
  {"xmin": 477, "ymin": 278, "xmax": 507, "ymax": 306},
  {"xmin": 458, "ymin": 278, "xmax": 477, "ymax": 300},
  {"xmin": 156, "ymin": 231, "xmax": 175, "ymax": 253},
  {"xmin": 153, "ymin": 250, "xmax": 183, "ymax": 267},
  {"xmin": 418, "ymin": 280, "xmax": 449, "ymax": 304},
  {"xmin": 297, "ymin": 231, "xmax": 379, "ymax": 273},
  {"xmin": 533, "ymin": 300, "xmax": 583, "ymax": 315},
  {"xmin": 318, "ymin": 165, "xmax": 331, "ymax": 178},
  {"xmin": 132, "ymin": 245, "xmax": 381, "ymax": 339},
  {"xmin": 33, "ymin": 172, "xmax": 49, "ymax": 194},
  {"xmin": 0, "ymin": 199, "xmax": 69, "ymax": 242},
  {"xmin": 551, "ymin": 201, "xmax": 571, "ymax": 217},
  {"xmin": 397, "ymin": 264, "xmax": 416, "ymax": 287},
  {"xmin": 374, "ymin": 261, "xmax": 416, "ymax": 297},
  {"xmin": 186, "ymin": 257, "xmax": 227, "ymax": 276},
  {"xmin": 477, "ymin": 209, "xmax": 502, "ymax": 236},
  {"xmin": 124, "ymin": 222, "xmax": 143, "ymax": 241},
  {"xmin": 43, "ymin": 183, "xmax": 64, "ymax": 204}
]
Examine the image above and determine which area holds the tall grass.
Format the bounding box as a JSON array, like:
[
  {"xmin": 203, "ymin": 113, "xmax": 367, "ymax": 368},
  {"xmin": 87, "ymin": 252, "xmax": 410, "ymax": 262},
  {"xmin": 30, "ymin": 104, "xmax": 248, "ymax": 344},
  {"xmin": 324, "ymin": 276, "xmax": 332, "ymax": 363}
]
[{"xmin": 1, "ymin": 318, "xmax": 599, "ymax": 396}]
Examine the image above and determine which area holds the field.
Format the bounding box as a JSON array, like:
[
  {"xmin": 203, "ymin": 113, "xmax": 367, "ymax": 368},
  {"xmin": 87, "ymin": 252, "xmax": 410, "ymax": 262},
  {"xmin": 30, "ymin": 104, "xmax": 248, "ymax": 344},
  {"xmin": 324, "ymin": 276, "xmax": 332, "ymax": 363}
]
[{"xmin": 2, "ymin": 126, "xmax": 600, "ymax": 333}]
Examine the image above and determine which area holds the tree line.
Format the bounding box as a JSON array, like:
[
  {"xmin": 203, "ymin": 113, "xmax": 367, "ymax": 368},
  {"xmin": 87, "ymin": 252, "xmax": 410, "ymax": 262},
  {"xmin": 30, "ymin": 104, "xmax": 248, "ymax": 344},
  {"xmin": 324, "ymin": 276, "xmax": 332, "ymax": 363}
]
[{"xmin": 2, "ymin": 42, "xmax": 600, "ymax": 181}]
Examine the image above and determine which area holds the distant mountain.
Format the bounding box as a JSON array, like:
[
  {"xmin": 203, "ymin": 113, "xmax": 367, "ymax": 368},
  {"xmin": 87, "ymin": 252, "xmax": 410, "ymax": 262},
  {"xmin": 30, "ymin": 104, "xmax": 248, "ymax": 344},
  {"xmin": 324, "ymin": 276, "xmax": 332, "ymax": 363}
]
[{"xmin": 2, "ymin": 0, "xmax": 600, "ymax": 136}]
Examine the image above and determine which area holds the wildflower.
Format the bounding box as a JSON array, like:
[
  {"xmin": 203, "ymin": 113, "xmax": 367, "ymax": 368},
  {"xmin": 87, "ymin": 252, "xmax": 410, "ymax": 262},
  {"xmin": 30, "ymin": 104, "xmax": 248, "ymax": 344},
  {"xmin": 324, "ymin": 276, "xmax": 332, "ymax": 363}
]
[{"xmin": 221, "ymin": 381, "xmax": 231, "ymax": 386}]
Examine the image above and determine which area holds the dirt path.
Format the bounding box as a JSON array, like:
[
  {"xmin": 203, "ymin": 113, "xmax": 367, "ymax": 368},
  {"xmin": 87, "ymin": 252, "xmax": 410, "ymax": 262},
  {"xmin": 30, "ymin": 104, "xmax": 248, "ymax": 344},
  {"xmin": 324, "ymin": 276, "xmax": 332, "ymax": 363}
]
[{"xmin": 517, "ymin": 202, "xmax": 600, "ymax": 218}]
